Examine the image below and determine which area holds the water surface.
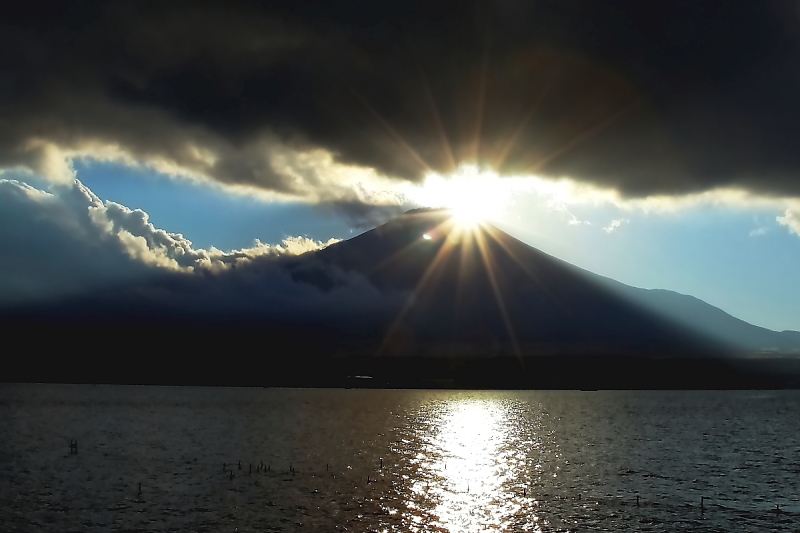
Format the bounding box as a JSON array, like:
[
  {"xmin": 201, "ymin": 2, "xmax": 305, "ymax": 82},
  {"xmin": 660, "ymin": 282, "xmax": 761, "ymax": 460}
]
[{"xmin": 1, "ymin": 385, "xmax": 798, "ymax": 532}]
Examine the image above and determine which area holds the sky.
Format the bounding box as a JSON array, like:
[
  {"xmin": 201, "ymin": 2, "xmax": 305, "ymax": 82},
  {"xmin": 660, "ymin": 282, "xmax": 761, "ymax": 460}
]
[{"xmin": 1, "ymin": 0, "xmax": 799, "ymax": 332}]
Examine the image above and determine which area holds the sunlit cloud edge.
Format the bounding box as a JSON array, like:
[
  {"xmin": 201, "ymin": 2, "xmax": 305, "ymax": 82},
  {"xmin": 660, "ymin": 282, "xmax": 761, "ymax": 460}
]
[{"xmin": 3, "ymin": 143, "xmax": 800, "ymax": 239}]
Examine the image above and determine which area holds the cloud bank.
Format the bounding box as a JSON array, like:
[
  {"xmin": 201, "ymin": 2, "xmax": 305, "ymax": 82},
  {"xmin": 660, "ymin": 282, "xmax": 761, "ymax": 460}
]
[
  {"xmin": 0, "ymin": 178, "xmax": 343, "ymax": 307},
  {"xmin": 3, "ymin": 1, "xmax": 800, "ymax": 202}
]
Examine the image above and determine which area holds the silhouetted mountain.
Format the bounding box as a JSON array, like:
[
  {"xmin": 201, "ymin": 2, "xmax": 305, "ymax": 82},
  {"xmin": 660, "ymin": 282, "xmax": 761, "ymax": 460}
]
[
  {"xmin": 2, "ymin": 208, "xmax": 799, "ymax": 388},
  {"xmin": 604, "ymin": 283, "xmax": 800, "ymax": 354},
  {"xmin": 294, "ymin": 208, "xmax": 800, "ymax": 357}
]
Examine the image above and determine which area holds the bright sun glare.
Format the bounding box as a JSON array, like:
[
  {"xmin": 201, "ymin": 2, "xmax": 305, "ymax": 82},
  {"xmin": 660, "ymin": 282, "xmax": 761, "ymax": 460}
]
[{"xmin": 413, "ymin": 165, "xmax": 517, "ymax": 227}]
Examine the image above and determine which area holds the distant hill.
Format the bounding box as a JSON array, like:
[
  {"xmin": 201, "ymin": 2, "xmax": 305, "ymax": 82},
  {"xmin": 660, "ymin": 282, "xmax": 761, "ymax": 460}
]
[{"xmin": 603, "ymin": 282, "xmax": 800, "ymax": 354}]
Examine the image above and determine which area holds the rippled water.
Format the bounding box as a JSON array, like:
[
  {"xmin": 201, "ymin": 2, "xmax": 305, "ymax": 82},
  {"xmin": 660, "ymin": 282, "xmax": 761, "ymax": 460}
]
[{"xmin": 1, "ymin": 385, "xmax": 799, "ymax": 532}]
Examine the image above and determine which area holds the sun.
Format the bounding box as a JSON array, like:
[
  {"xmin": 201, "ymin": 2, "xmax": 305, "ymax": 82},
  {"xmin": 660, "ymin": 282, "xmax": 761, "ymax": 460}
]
[{"xmin": 412, "ymin": 165, "xmax": 515, "ymax": 228}]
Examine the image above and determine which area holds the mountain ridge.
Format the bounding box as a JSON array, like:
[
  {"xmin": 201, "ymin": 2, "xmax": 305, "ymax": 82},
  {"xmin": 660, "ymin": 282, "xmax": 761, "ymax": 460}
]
[
  {"xmin": 2, "ymin": 209, "xmax": 799, "ymax": 388},
  {"xmin": 305, "ymin": 209, "xmax": 800, "ymax": 356}
]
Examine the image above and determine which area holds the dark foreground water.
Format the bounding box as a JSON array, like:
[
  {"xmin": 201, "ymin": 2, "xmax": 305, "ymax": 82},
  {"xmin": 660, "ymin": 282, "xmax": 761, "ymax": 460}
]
[{"xmin": 1, "ymin": 385, "xmax": 799, "ymax": 532}]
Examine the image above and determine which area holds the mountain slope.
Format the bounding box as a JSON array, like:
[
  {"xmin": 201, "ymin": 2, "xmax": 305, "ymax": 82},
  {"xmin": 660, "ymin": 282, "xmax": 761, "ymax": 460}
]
[
  {"xmin": 603, "ymin": 283, "xmax": 800, "ymax": 353},
  {"xmin": 296, "ymin": 208, "xmax": 800, "ymax": 356},
  {"xmin": 3, "ymin": 208, "xmax": 799, "ymax": 388}
]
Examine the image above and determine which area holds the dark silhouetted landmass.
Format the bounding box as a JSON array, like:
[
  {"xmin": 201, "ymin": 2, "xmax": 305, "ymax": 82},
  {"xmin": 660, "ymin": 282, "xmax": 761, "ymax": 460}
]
[{"xmin": 2, "ymin": 210, "xmax": 798, "ymax": 388}]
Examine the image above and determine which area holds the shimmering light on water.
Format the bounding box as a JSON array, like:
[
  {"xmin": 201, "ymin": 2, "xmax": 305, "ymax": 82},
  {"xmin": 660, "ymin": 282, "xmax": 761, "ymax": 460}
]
[{"xmin": 404, "ymin": 398, "xmax": 542, "ymax": 532}]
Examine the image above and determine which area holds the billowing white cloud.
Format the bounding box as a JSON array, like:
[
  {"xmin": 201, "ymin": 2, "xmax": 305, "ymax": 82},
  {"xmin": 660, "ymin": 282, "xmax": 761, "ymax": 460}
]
[
  {"xmin": 8, "ymin": 122, "xmax": 411, "ymax": 210},
  {"xmin": 0, "ymin": 177, "xmax": 337, "ymax": 305}
]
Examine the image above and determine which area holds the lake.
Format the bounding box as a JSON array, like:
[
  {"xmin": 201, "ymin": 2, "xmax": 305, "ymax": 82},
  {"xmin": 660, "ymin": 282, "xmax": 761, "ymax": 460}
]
[{"xmin": 1, "ymin": 385, "xmax": 799, "ymax": 532}]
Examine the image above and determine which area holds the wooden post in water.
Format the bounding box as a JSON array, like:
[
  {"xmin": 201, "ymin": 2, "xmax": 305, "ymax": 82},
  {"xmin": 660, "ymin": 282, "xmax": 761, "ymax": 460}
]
[
  {"xmin": 636, "ymin": 495, "xmax": 640, "ymax": 507},
  {"xmin": 137, "ymin": 482, "xmax": 141, "ymax": 497},
  {"xmin": 701, "ymin": 496, "xmax": 705, "ymax": 512}
]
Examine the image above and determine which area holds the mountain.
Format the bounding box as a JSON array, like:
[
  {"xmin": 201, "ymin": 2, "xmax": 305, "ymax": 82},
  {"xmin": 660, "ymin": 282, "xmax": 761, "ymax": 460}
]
[
  {"xmin": 604, "ymin": 284, "xmax": 800, "ymax": 354},
  {"xmin": 294, "ymin": 208, "xmax": 800, "ymax": 356},
  {"xmin": 2, "ymin": 208, "xmax": 799, "ymax": 388}
]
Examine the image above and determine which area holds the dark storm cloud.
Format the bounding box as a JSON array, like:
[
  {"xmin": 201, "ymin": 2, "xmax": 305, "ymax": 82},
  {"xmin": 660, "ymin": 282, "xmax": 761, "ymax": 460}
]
[{"xmin": 3, "ymin": 1, "xmax": 800, "ymax": 197}]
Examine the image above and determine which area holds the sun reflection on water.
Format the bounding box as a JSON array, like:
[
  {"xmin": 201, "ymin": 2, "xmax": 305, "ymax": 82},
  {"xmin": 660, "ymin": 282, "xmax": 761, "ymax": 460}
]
[{"xmin": 402, "ymin": 398, "xmax": 543, "ymax": 533}]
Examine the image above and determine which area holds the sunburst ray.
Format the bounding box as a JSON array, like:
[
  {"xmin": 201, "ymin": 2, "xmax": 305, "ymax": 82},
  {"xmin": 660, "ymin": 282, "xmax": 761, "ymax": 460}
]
[
  {"xmin": 490, "ymin": 72, "xmax": 558, "ymax": 171},
  {"xmin": 344, "ymin": 83, "xmax": 434, "ymax": 176},
  {"xmin": 366, "ymin": 216, "xmax": 454, "ymax": 279},
  {"xmin": 419, "ymin": 67, "xmax": 457, "ymax": 174},
  {"xmin": 473, "ymin": 225, "xmax": 523, "ymax": 361},
  {"xmin": 526, "ymin": 97, "xmax": 644, "ymax": 174},
  {"xmin": 482, "ymin": 224, "xmax": 568, "ymax": 312},
  {"xmin": 378, "ymin": 220, "xmax": 463, "ymax": 355}
]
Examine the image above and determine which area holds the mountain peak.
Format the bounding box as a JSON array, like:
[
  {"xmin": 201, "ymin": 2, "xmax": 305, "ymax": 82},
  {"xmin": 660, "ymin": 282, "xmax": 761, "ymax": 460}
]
[
  {"xmin": 313, "ymin": 212, "xmax": 800, "ymax": 357},
  {"xmin": 403, "ymin": 207, "xmax": 450, "ymax": 215}
]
